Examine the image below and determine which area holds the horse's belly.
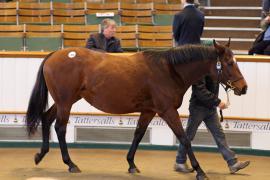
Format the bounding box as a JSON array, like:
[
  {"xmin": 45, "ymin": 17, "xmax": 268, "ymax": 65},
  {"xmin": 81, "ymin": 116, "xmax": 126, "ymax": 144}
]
[
  {"xmin": 81, "ymin": 85, "xmax": 151, "ymax": 114},
  {"xmin": 82, "ymin": 64, "xmax": 152, "ymax": 114},
  {"xmin": 84, "ymin": 95, "xmax": 139, "ymax": 114}
]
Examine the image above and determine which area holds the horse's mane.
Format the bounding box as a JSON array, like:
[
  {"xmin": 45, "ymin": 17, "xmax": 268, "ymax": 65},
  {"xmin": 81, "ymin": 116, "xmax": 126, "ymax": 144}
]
[{"xmin": 142, "ymin": 45, "xmax": 218, "ymax": 65}]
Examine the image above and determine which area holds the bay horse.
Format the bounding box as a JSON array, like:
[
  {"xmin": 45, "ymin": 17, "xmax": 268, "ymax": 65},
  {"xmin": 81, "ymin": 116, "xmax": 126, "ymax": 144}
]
[{"xmin": 26, "ymin": 40, "xmax": 247, "ymax": 180}]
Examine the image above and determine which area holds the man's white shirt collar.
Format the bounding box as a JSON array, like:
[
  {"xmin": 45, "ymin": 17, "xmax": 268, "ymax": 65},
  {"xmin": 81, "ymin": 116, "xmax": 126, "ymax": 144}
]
[{"xmin": 183, "ymin": 3, "xmax": 194, "ymax": 8}]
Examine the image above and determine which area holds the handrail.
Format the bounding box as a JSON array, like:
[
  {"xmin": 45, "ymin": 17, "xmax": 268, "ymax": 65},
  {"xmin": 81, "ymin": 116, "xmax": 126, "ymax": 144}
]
[
  {"xmin": 1, "ymin": 111, "xmax": 269, "ymax": 122},
  {"xmin": 0, "ymin": 51, "xmax": 270, "ymax": 63}
]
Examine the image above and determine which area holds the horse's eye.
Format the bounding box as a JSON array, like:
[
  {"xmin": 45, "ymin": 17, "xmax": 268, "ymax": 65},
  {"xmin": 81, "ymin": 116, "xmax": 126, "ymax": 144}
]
[{"xmin": 228, "ymin": 62, "xmax": 233, "ymax": 66}]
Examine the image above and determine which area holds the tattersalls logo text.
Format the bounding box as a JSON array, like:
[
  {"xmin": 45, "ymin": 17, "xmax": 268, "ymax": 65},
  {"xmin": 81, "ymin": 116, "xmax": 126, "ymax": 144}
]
[
  {"xmin": 233, "ymin": 121, "xmax": 270, "ymax": 131},
  {"xmin": 73, "ymin": 116, "xmax": 115, "ymax": 125}
]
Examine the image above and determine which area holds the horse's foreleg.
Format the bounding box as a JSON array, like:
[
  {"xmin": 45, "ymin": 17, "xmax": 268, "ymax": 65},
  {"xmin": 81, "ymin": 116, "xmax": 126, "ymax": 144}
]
[
  {"xmin": 35, "ymin": 104, "xmax": 57, "ymax": 165},
  {"xmin": 127, "ymin": 111, "xmax": 155, "ymax": 174},
  {"xmin": 55, "ymin": 105, "xmax": 81, "ymax": 173},
  {"xmin": 159, "ymin": 108, "xmax": 208, "ymax": 180}
]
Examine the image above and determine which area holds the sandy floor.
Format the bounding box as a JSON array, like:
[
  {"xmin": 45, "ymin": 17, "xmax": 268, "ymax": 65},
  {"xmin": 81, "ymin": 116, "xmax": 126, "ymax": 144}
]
[{"xmin": 0, "ymin": 148, "xmax": 269, "ymax": 180}]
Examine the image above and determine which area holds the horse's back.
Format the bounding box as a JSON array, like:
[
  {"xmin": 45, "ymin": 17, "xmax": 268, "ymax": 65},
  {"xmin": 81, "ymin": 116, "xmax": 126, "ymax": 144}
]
[
  {"xmin": 43, "ymin": 47, "xmax": 114, "ymax": 80},
  {"xmin": 46, "ymin": 47, "xmax": 102, "ymax": 64},
  {"xmin": 46, "ymin": 47, "xmax": 140, "ymax": 68}
]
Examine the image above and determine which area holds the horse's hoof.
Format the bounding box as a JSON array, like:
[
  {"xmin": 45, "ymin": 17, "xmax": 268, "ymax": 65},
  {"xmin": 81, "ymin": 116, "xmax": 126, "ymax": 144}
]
[
  {"xmin": 128, "ymin": 167, "xmax": 141, "ymax": 174},
  {"xmin": 196, "ymin": 173, "xmax": 209, "ymax": 180},
  {"xmin": 34, "ymin": 153, "xmax": 41, "ymax": 165},
  {"xmin": 69, "ymin": 166, "xmax": 81, "ymax": 173}
]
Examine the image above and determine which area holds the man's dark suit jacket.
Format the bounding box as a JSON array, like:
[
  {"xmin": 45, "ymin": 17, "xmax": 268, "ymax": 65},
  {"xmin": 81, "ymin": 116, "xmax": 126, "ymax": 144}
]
[
  {"xmin": 85, "ymin": 33, "xmax": 123, "ymax": 53},
  {"xmin": 173, "ymin": 5, "xmax": 204, "ymax": 45}
]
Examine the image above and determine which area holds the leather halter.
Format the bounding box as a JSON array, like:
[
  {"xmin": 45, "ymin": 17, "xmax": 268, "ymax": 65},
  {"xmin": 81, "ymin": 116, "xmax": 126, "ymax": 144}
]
[
  {"xmin": 216, "ymin": 57, "xmax": 243, "ymax": 122},
  {"xmin": 216, "ymin": 57, "xmax": 244, "ymax": 91}
]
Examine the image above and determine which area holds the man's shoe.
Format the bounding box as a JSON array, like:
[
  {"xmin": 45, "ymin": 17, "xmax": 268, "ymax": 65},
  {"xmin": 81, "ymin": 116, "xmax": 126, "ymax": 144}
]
[
  {"xmin": 229, "ymin": 161, "xmax": 250, "ymax": 174},
  {"xmin": 174, "ymin": 163, "xmax": 194, "ymax": 173}
]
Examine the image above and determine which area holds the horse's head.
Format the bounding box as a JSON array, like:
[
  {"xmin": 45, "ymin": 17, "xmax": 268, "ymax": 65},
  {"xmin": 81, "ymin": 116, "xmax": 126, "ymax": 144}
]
[{"xmin": 211, "ymin": 39, "xmax": 248, "ymax": 96}]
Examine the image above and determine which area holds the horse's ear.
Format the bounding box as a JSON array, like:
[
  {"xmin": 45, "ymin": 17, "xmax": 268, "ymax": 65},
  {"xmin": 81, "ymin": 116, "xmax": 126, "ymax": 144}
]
[
  {"xmin": 213, "ymin": 39, "xmax": 225, "ymax": 55},
  {"xmin": 225, "ymin": 37, "xmax": 231, "ymax": 47}
]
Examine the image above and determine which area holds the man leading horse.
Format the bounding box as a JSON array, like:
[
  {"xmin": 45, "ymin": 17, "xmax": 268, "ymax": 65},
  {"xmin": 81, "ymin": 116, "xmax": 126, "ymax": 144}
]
[{"xmin": 173, "ymin": 0, "xmax": 250, "ymax": 175}]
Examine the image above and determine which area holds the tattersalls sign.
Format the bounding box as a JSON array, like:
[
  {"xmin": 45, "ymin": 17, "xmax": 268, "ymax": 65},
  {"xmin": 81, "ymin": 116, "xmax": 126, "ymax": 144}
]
[
  {"xmin": 0, "ymin": 113, "xmax": 270, "ymax": 133},
  {"xmin": 232, "ymin": 121, "xmax": 270, "ymax": 131},
  {"xmin": 71, "ymin": 115, "xmax": 169, "ymax": 127}
]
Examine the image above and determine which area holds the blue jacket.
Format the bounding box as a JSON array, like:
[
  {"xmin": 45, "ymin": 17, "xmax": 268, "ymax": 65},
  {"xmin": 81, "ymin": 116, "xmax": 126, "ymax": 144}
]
[{"xmin": 173, "ymin": 5, "xmax": 204, "ymax": 45}]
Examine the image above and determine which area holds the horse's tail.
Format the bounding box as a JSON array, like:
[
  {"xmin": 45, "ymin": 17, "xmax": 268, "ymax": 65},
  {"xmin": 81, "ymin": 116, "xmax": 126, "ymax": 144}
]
[{"xmin": 26, "ymin": 52, "xmax": 54, "ymax": 136}]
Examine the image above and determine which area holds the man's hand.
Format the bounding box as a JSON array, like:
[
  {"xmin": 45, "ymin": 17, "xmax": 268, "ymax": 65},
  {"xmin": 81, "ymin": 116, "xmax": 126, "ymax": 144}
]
[
  {"xmin": 265, "ymin": 15, "xmax": 270, "ymax": 23},
  {"xmin": 218, "ymin": 101, "xmax": 228, "ymax": 110}
]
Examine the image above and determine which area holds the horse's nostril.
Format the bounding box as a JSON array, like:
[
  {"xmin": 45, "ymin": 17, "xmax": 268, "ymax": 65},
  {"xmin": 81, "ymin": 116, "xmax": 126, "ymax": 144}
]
[{"xmin": 241, "ymin": 85, "xmax": 247, "ymax": 94}]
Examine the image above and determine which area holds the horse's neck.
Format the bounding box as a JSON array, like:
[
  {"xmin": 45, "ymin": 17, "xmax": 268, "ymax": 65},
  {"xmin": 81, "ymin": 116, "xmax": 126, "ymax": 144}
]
[{"xmin": 175, "ymin": 60, "xmax": 214, "ymax": 89}]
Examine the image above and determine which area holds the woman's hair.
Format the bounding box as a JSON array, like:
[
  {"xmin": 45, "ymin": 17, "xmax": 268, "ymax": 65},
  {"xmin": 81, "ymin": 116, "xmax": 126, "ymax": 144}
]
[{"xmin": 101, "ymin": 18, "xmax": 117, "ymax": 31}]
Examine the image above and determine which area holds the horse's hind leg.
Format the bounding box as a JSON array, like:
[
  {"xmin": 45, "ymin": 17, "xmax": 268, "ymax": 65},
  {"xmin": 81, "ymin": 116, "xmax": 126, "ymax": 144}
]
[
  {"xmin": 55, "ymin": 104, "xmax": 80, "ymax": 173},
  {"xmin": 159, "ymin": 108, "xmax": 208, "ymax": 180},
  {"xmin": 35, "ymin": 104, "xmax": 57, "ymax": 165},
  {"xmin": 127, "ymin": 111, "xmax": 156, "ymax": 173}
]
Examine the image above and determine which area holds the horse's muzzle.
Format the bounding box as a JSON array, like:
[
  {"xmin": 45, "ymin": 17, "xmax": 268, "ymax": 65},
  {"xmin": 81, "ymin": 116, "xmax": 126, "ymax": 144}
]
[{"xmin": 234, "ymin": 85, "xmax": 247, "ymax": 96}]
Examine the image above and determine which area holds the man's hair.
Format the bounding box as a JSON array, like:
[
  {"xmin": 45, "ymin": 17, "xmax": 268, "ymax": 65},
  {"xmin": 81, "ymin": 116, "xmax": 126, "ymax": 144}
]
[
  {"xmin": 101, "ymin": 18, "xmax": 116, "ymax": 31},
  {"xmin": 186, "ymin": 0, "xmax": 194, "ymax": 3}
]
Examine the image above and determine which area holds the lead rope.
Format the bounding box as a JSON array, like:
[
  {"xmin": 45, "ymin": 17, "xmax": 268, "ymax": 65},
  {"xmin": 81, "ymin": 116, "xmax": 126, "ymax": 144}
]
[
  {"xmin": 216, "ymin": 58, "xmax": 230, "ymax": 128},
  {"xmin": 225, "ymin": 90, "xmax": 230, "ymax": 128},
  {"xmin": 219, "ymin": 82, "xmax": 231, "ymax": 129},
  {"xmin": 219, "ymin": 89, "xmax": 230, "ymax": 128}
]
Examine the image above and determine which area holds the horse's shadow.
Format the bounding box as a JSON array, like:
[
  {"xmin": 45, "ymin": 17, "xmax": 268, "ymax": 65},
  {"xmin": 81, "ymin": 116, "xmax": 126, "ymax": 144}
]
[{"xmin": 14, "ymin": 167, "xmax": 166, "ymax": 180}]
